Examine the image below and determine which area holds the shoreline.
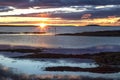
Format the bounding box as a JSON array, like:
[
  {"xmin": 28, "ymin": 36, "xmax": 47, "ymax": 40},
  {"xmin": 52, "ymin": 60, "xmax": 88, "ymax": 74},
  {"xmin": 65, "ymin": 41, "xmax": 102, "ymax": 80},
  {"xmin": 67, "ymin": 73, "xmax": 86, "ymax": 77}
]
[
  {"xmin": 0, "ymin": 44, "xmax": 120, "ymax": 74},
  {"xmin": 0, "ymin": 65, "xmax": 115, "ymax": 80},
  {"xmin": 0, "ymin": 32, "xmax": 46, "ymax": 34},
  {"xmin": 57, "ymin": 30, "xmax": 120, "ymax": 36},
  {"xmin": 45, "ymin": 66, "xmax": 120, "ymax": 73},
  {"xmin": 0, "ymin": 44, "xmax": 120, "ymax": 79}
]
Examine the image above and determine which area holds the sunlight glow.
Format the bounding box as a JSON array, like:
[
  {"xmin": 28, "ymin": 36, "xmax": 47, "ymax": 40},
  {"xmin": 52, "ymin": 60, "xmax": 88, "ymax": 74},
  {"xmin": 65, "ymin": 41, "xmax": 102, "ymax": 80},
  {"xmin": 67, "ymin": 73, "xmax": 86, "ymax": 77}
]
[
  {"xmin": 0, "ymin": 16, "xmax": 120, "ymax": 26},
  {"xmin": 36, "ymin": 23, "xmax": 48, "ymax": 32},
  {"xmin": 39, "ymin": 23, "xmax": 47, "ymax": 29}
]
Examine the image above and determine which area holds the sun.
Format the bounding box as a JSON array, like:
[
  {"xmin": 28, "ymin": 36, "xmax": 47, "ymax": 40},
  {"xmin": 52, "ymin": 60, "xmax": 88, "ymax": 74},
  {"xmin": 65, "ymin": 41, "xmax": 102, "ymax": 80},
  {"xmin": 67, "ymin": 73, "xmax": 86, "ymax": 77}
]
[
  {"xmin": 36, "ymin": 23, "xmax": 48, "ymax": 32},
  {"xmin": 40, "ymin": 23, "xmax": 47, "ymax": 29}
]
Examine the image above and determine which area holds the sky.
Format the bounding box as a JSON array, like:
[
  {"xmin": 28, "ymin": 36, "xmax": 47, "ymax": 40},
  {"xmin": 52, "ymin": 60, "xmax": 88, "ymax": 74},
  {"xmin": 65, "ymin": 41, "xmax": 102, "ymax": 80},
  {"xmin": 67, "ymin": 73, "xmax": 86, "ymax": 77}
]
[{"xmin": 0, "ymin": 0, "xmax": 120, "ymax": 26}]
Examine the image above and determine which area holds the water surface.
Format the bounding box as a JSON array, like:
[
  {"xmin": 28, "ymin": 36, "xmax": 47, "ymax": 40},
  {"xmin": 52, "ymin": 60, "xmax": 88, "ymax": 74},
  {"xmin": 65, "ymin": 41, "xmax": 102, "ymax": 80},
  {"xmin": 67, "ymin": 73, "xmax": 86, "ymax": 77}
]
[{"xmin": 0, "ymin": 55, "xmax": 120, "ymax": 79}]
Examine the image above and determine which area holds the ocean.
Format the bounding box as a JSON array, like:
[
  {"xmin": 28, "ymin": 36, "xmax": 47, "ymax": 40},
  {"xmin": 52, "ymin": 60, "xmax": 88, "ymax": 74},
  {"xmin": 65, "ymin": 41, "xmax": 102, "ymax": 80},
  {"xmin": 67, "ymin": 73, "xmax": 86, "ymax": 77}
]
[{"xmin": 0, "ymin": 26, "xmax": 120, "ymax": 48}]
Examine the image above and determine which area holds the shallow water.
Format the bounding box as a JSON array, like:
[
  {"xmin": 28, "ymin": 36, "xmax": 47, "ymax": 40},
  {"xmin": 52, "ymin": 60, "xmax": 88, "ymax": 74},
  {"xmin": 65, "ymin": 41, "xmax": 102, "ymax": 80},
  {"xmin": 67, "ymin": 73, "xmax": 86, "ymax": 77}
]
[
  {"xmin": 0, "ymin": 55, "xmax": 97, "ymax": 74},
  {"xmin": 0, "ymin": 55, "xmax": 120, "ymax": 79},
  {"xmin": 1, "ymin": 26, "xmax": 120, "ymax": 33},
  {"xmin": 0, "ymin": 26, "xmax": 120, "ymax": 48},
  {"xmin": 0, "ymin": 26, "xmax": 120, "ymax": 79},
  {"xmin": 1, "ymin": 35, "xmax": 120, "ymax": 48}
]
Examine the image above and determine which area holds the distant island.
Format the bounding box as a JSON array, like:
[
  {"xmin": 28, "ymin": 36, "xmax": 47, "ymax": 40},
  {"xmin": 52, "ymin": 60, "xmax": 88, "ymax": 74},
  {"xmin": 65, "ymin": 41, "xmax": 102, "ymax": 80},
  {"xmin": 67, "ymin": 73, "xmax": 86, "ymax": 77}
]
[
  {"xmin": 86, "ymin": 24, "xmax": 100, "ymax": 26},
  {"xmin": 0, "ymin": 25, "xmax": 36, "ymax": 27},
  {"xmin": 0, "ymin": 32, "xmax": 46, "ymax": 34},
  {"xmin": 57, "ymin": 30, "xmax": 120, "ymax": 36}
]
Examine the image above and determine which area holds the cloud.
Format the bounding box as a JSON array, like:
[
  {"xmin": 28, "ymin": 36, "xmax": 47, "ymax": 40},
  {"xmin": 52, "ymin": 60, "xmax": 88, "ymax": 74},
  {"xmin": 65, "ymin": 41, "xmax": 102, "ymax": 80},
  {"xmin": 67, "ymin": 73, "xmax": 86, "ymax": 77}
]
[
  {"xmin": 47, "ymin": 5, "xmax": 120, "ymax": 19},
  {"xmin": 0, "ymin": 6, "xmax": 14, "ymax": 12},
  {"xmin": 0, "ymin": 0, "xmax": 120, "ymax": 8},
  {"xmin": 0, "ymin": 0, "xmax": 120, "ymax": 20},
  {"xmin": 0, "ymin": 6, "xmax": 87, "ymax": 16},
  {"xmin": 0, "ymin": 5, "xmax": 119, "ymax": 20},
  {"xmin": 16, "ymin": 5, "xmax": 120, "ymax": 20}
]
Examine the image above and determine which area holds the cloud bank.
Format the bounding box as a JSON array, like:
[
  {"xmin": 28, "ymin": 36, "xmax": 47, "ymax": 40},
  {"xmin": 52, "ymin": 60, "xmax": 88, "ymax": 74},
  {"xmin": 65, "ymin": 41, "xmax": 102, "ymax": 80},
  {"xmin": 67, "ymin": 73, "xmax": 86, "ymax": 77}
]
[{"xmin": 0, "ymin": 0, "xmax": 120, "ymax": 26}]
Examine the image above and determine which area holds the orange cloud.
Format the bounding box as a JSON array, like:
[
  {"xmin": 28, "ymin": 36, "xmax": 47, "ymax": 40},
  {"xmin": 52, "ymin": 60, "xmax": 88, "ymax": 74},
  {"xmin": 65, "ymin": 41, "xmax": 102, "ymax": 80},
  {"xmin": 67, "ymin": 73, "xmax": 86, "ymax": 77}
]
[{"xmin": 0, "ymin": 16, "xmax": 120, "ymax": 26}]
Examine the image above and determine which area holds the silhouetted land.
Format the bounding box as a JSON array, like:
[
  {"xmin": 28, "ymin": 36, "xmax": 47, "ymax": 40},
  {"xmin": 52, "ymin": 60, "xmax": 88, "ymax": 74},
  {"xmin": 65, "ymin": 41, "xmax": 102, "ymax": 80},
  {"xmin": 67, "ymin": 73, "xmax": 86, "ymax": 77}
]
[
  {"xmin": 44, "ymin": 52, "xmax": 120, "ymax": 73},
  {"xmin": 0, "ymin": 49, "xmax": 42, "ymax": 53},
  {"xmin": 93, "ymin": 52, "xmax": 120, "ymax": 65},
  {"xmin": 0, "ymin": 49, "xmax": 119, "ymax": 65},
  {"xmin": 0, "ymin": 25, "xmax": 36, "ymax": 27},
  {"xmin": 0, "ymin": 32, "xmax": 46, "ymax": 34},
  {"xmin": 0, "ymin": 48, "xmax": 120, "ymax": 73},
  {"xmin": 57, "ymin": 30, "xmax": 120, "ymax": 36},
  {"xmin": 45, "ymin": 66, "xmax": 120, "ymax": 73},
  {"xmin": 16, "ymin": 52, "xmax": 120, "ymax": 65},
  {"xmin": 86, "ymin": 24, "xmax": 100, "ymax": 26},
  {"xmin": 15, "ymin": 53, "xmax": 93, "ymax": 59}
]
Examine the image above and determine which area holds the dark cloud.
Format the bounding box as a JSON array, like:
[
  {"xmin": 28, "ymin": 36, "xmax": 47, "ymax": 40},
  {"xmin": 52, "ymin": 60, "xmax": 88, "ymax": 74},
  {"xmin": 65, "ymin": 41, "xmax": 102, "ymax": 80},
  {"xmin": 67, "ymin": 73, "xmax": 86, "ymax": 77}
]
[
  {"xmin": 0, "ymin": 6, "xmax": 14, "ymax": 12},
  {"xmin": 0, "ymin": 0, "xmax": 27, "ymax": 3},
  {"xmin": 0, "ymin": 0, "xmax": 120, "ymax": 8},
  {"xmin": 18, "ymin": 5, "xmax": 120, "ymax": 20},
  {"xmin": 48, "ymin": 5, "xmax": 120, "ymax": 19},
  {"xmin": 54, "ymin": 12, "xmax": 119, "ymax": 20},
  {"xmin": 0, "ymin": 0, "xmax": 120, "ymax": 19}
]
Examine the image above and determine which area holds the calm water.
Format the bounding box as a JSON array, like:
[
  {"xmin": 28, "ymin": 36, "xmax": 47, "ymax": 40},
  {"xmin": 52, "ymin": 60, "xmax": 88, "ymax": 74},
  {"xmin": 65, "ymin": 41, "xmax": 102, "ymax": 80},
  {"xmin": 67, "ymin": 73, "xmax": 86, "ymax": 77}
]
[
  {"xmin": 0, "ymin": 55, "xmax": 120, "ymax": 79},
  {"xmin": 0, "ymin": 26, "xmax": 120, "ymax": 33},
  {"xmin": 0, "ymin": 26, "xmax": 120, "ymax": 79},
  {"xmin": 0, "ymin": 55, "xmax": 96, "ymax": 74},
  {"xmin": 0, "ymin": 26, "xmax": 120, "ymax": 48}
]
